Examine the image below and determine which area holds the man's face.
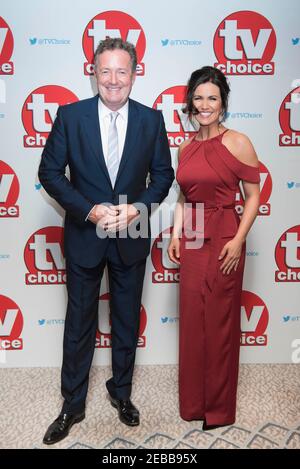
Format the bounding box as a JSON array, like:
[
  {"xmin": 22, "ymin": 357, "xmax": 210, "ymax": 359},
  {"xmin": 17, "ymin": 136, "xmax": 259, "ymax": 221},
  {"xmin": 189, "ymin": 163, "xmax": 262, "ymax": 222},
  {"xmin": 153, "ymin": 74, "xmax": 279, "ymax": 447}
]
[{"xmin": 95, "ymin": 49, "xmax": 136, "ymax": 111}]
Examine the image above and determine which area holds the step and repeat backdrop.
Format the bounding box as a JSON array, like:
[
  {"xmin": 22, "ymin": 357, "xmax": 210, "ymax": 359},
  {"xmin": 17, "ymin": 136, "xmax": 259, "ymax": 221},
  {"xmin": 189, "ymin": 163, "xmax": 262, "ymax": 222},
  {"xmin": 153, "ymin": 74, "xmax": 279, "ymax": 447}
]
[{"xmin": 1, "ymin": 0, "xmax": 300, "ymax": 366}]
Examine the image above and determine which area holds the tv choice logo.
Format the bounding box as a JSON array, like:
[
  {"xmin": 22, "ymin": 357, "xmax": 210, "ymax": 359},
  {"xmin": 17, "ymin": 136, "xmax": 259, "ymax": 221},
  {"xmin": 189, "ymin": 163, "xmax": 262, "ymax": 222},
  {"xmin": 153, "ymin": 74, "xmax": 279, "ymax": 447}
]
[
  {"xmin": 95, "ymin": 292, "xmax": 147, "ymax": 348},
  {"xmin": 152, "ymin": 227, "xmax": 179, "ymax": 283},
  {"xmin": 22, "ymin": 85, "xmax": 79, "ymax": 148},
  {"xmin": 235, "ymin": 161, "xmax": 272, "ymax": 216},
  {"xmin": 153, "ymin": 86, "xmax": 196, "ymax": 148},
  {"xmin": 0, "ymin": 161, "xmax": 19, "ymax": 218},
  {"xmin": 240, "ymin": 291, "xmax": 268, "ymax": 346},
  {"xmin": 214, "ymin": 10, "xmax": 276, "ymax": 75},
  {"xmin": 0, "ymin": 17, "xmax": 14, "ymax": 75},
  {"xmin": 24, "ymin": 226, "xmax": 66, "ymax": 285},
  {"xmin": 82, "ymin": 11, "xmax": 146, "ymax": 76},
  {"xmin": 0, "ymin": 295, "xmax": 23, "ymax": 350},
  {"xmin": 275, "ymin": 225, "xmax": 300, "ymax": 282},
  {"xmin": 279, "ymin": 86, "xmax": 300, "ymax": 146}
]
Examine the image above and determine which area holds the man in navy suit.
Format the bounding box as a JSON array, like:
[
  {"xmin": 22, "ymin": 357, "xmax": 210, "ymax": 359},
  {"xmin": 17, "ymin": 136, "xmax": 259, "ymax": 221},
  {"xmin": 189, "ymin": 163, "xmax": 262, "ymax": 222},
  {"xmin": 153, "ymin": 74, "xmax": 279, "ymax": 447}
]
[{"xmin": 39, "ymin": 37, "xmax": 174, "ymax": 444}]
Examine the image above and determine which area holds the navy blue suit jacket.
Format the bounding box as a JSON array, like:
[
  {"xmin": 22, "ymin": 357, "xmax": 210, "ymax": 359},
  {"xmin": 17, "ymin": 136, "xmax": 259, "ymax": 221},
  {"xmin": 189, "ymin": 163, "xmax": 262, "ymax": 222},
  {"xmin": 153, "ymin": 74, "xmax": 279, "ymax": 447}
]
[{"xmin": 38, "ymin": 96, "xmax": 174, "ymax": 267}]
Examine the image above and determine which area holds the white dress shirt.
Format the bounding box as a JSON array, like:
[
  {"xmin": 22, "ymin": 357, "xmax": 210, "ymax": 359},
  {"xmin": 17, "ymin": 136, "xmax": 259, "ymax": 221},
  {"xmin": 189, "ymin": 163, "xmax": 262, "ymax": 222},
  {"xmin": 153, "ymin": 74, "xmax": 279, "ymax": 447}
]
[
  {"xmin": 98, "ymin": 98, "xmax": 128, "ymax": 165},
  {"xmin": 85, "ymin": 99, "xmax": 129, "ymax": 221}
]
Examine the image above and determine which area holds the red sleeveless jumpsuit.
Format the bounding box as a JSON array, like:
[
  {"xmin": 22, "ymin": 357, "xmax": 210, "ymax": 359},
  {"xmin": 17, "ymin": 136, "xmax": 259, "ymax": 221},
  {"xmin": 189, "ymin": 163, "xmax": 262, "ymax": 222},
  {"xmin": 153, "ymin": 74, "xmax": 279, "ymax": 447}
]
[{"xmin": 176, "ymin": 130, "xmax": 260, "ymax": 425}]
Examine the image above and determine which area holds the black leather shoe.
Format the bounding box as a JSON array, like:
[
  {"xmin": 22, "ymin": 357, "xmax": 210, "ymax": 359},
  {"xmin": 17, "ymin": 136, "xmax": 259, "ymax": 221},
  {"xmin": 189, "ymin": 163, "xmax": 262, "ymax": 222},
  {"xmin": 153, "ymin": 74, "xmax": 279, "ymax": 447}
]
[
  {"xmin": 109, "ymin": 396, "xmax": 140, "ymax": 426},
  {"xmin": 202, "ymin": 421, "xmax": 229, "ymax": 431},
  {"xmin": 43, "ymin": 411, "xmax": 85, "ymax": 445}
]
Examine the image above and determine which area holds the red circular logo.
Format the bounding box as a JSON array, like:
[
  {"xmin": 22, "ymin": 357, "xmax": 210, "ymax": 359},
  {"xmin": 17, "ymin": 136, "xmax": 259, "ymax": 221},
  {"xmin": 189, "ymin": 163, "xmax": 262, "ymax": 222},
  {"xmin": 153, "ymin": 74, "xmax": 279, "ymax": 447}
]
[
  {"xmin": 96, "ymin": 292, "xmax": 147, "ymax": 348},
  {"xmin": 22, "ymin": 85, "xmax": 78, "ymax": 147},
  {"xmin": 275, "ymin": 225, "xmax": 300, "ymax": 282},
  {"xmin": 24, "ymin": 226, "xmax": 66, "ymax": 285},
  {"xmin": 0, "ymin": 161, "xmax": 19, "ymax": 218},
  {"xmin": 0, "ymin": 17, "xmax": 14, "ymax": 74},
  {"xmin": 240, "ymin": 290, "xmax": 268, "ymax": 346},
  {"xmin": 151, "ymin": 227, "xmax": 179, "ymax": 283},
  {"xmin": 82, "ymin": 11, "xmax": 146, "ymax": 75},
  {"xmin": 0, "ymin": 295, "xmax": 23, "ymax": 350},
  {"xmin": 214, "ymin": 10, "xmax": 276, "ymax": 75},
  {"xmin": 279, "ymin": 87, "xmax": 300, "ymax": 146},
  {"xmin": 153, "ymin": 86, "xmax": 196, "ymax": 148}
]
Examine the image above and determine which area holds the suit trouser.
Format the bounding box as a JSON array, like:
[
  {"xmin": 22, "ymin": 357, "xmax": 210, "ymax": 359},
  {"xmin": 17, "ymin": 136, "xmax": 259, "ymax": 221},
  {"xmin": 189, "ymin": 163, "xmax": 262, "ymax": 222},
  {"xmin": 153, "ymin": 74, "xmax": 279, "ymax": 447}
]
[{"xmin": 61, "ymin": 239, "xmax": 146, "ymax": 414}]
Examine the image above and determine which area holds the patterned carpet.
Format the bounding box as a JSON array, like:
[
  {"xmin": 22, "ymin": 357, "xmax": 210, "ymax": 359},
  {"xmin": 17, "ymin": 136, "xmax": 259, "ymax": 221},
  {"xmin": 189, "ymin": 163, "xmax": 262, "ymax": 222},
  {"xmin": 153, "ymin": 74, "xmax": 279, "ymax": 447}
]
[{"xmin": 0, "ymin": 364, "xmax": 299, "ymax": 449}]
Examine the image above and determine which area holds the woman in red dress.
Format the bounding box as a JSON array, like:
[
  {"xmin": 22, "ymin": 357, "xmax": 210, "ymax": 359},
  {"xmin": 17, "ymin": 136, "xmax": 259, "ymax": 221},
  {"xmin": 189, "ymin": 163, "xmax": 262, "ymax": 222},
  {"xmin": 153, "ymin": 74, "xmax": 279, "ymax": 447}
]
[{"xmin": 168, "ymin": 66, "xmax": 260, "ymax": 430}]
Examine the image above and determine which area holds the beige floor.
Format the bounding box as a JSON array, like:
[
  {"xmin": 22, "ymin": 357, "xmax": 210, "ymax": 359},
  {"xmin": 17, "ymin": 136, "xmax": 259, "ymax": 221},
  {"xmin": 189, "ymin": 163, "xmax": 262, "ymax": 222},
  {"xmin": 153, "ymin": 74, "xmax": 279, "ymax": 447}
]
[{"xmin": 0, "ymin": 364, "xmax": 299, "ymax": 449}]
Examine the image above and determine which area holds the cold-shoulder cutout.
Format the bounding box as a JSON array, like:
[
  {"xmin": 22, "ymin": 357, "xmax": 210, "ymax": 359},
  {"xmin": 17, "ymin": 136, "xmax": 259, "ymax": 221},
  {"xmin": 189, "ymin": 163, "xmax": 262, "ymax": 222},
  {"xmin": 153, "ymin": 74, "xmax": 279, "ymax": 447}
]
[
  {"xmin": 206, "ymin": 130, "xmax": 261, "ymax": 184},
  {"xmin": 222, "ymin": 130, "xmax": 259, "ymax": 169}
]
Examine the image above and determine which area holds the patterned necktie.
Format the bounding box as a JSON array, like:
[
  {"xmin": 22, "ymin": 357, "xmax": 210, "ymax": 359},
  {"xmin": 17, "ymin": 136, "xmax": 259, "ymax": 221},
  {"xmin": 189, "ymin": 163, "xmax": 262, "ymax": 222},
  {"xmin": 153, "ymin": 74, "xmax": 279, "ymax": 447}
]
[{"xmin": 107, "ymin": 111, "xmax": 119, "ymax": 187}]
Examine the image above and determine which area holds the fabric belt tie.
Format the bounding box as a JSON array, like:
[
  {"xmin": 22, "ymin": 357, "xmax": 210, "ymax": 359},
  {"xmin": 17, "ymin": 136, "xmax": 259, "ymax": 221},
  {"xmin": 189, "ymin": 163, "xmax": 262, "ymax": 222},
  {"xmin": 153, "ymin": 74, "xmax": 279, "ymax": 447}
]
[{"xmin": 185, "ymin": 201, "xmax": 235, "ymax": 291}]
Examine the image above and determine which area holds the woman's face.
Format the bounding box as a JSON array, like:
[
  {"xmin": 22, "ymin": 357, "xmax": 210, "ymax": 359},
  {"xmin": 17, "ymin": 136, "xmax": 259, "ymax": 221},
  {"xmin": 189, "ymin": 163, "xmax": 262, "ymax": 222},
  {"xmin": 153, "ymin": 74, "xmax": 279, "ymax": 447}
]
[{"xmin": 192, "ymin": 81, "xmax": 223, "ymax": 127}]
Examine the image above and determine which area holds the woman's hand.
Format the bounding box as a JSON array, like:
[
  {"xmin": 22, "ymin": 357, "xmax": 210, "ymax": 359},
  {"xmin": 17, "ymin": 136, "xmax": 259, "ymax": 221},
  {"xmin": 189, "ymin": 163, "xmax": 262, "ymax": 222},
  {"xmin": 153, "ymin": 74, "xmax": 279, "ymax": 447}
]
[
  {"xmin": 218, "ymin": 237, "xmax": 244, "ymax": 275},
  {"xmin": 168, "ymin": 237, "xmax": 181, "ymax": 265}
]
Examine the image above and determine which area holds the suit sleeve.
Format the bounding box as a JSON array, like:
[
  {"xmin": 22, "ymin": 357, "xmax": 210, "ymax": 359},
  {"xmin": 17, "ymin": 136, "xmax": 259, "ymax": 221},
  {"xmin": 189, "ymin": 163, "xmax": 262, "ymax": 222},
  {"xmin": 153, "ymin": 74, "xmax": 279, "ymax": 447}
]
[
  {"xmin": 134, "ymin": 112, "xmax": 174, "ymax": 211},
  {"xmin": 38, "ymin": 106, "xmax": 94, "ymax": 223}
]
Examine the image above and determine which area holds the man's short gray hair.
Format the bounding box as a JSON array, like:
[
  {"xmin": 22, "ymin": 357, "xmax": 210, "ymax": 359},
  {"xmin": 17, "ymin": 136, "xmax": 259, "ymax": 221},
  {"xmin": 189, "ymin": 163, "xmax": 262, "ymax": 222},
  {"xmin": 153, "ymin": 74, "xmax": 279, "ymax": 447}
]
[{"xmin": 94, "ymin": 37, "xmax": 137, "ymax": 73}]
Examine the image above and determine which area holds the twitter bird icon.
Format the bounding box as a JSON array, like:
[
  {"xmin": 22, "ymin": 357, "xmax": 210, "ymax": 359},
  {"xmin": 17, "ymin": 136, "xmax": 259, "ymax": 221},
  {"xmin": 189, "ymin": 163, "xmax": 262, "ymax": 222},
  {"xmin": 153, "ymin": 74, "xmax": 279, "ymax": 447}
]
[
  {"xmin": 161, "ymin": 39, "xmax": 169, "ymax": 46},
  {"xmin": 29, "ymin": 38, "xmax": 37, "ymax": 45}
]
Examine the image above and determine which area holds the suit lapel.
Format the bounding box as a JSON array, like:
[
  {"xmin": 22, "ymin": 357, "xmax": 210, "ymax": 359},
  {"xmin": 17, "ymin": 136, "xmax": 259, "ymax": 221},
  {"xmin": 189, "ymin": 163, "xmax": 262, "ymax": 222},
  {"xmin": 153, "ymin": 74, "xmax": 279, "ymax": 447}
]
[
  {"xmin": 115, "ymin": 99, "xmax": 140, "ymax": 187},
  {"xmin": 82, "ymin": 95, "xmax": 112, "ymax": 187}
]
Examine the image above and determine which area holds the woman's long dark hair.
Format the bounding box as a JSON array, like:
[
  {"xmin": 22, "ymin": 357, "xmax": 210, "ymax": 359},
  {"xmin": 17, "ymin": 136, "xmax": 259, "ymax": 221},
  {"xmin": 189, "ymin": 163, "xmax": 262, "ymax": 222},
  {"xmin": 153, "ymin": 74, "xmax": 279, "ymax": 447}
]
[{"xmin": 183, "ymin": 66, "xmax": 230, "ymax": 122}]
